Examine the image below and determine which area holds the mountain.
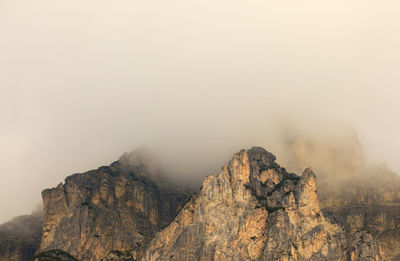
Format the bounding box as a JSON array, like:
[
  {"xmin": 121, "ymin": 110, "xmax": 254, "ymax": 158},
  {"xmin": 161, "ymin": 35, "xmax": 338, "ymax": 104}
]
[
  {"xmin": 38, "ymin": 149, "xmax": 193, "ymax": 260},
  {"xmin": 319, "ymin": 168, "xmax": 400, "ymax": 260},
  {"xmin": 0, "ymin": 212, "xmax": 43, "ymax": 261},
  {"xmin": 283, "ymin": 133, "xmax": 400, "ymax": 260},
  {"xmin": 144, "ymin": 147, "xmax": 383, "ymax": 260},
  {"xmin": 2, "ymin": 144, "xmax": 397, "ymax": 260}
]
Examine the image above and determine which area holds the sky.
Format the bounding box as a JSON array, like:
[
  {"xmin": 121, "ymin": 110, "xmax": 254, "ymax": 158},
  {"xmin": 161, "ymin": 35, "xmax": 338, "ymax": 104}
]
[{"xmin": 1, "ymin": 0, "xmax": 400, "ymax": 223}]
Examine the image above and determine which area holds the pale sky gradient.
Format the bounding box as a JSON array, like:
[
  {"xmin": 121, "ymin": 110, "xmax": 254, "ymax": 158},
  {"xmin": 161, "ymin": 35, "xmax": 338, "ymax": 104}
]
[{"xmin": 1, "ymin": 0, "xmax": 400, "ymax": 223}]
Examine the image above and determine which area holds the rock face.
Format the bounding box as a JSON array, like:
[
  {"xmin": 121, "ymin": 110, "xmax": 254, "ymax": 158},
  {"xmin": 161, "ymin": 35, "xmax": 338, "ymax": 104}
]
[
  {"xmin": 143, "ymin": 147, "xmax": 384, "ymax": 260},
  {"xmin": 283, "ymin": 133, "xmax": 400, "ymax": 260},
  {"xmin": 320, "ymin": 174, "xmax": 400, "ymax": 261},
  {"xmin": 39, "ymin": 150, "xmax": 193, "ymax": 261},
  {"xmin": 0, "ymin": 212, "xmax": 43, "ymax": 261},
  {"xmin": 28, "ymin": 145, "xmax": 393, "ymax": 260}
]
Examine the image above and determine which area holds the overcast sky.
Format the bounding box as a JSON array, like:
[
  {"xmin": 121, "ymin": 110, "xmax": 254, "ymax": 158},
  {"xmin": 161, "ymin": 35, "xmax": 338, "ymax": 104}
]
[{"xmin": 1, "ymin": 0, "xmax": 400, "ymax": 223}]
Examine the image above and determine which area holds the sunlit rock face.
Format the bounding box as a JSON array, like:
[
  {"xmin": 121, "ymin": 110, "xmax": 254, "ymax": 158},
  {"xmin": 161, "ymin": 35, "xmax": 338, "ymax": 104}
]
[
  {"xmin": 0, "ymin": 213, "xmax": 43, "ymax": 261},
  {"xmin": 143, "ymin": 147, "xmax": 384, "ymax": 261},
  {"xmin": 37, "ymin": 145, "xmax": 390, "ymax": 261},
  {"xmin": 39, "ymin": 149, "xmax": 193, "ymax": 261},
  {"xmin": 283, "ymin": 132, "xmax": 400, "ymax": 260}
]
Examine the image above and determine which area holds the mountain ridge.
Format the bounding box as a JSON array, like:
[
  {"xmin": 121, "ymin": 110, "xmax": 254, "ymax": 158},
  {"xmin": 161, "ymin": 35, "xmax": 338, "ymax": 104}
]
[
  {"xmin": 2, "ymin": 145, "xmax": 398, "ymax": 260},
  {"xmin": 143, "ymin": 147, "xmax": 383, "ymax": 260}
]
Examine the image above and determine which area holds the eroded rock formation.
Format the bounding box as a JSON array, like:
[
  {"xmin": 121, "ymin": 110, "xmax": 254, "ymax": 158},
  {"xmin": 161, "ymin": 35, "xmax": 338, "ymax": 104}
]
[
  {"xmin": 25, "ymin": 144, "xmax": 395, "ymax": 260},
  {"xmin": 38, "ymin": 149, "xmax": 193, "ymax": 261},
  {"xmin": 143, "ymin": 147, "xmax": 383, "ymax": 260}
]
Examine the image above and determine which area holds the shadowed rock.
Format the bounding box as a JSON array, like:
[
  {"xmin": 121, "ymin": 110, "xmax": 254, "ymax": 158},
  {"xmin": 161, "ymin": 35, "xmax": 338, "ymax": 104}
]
[
  {"xmin": 28, "ymin": 249, "xmax": 79, "ymax": 261},
  {"xmin": 0, "ymin": 212, "xmax": 43, "ymax": 261}
]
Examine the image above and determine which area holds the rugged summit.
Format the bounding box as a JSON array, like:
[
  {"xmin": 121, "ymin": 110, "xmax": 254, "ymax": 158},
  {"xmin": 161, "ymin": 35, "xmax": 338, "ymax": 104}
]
[
  {"xmin": 144, "ymin": 147, "xmax": 383, "ymax": 260},
  {"xmin": 5, "ymin": 145, "xmax": 390, "ymax": 260},
  {"xmin": 38, "ymin": 149, "xmax": 192, "ymax": 261}
]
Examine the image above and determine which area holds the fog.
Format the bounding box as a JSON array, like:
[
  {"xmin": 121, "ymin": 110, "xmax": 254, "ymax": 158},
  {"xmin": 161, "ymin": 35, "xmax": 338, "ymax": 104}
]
[{"xmin": 1, "ymin": 0, "xmax": 400, "ymax": 223}]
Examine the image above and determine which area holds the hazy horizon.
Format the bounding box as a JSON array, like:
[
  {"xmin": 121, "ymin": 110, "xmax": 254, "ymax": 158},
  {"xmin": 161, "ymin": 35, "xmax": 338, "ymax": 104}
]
[{"xmin": 1, "ymin": 0, "xmax": 400, "ymax": 223}]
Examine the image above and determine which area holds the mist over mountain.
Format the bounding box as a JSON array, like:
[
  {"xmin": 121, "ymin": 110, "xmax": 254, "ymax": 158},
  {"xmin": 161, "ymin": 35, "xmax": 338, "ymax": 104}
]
[
  {"xmin": 1, "ymin": 0, "xmax": 400, "ymax": 260},
  {"xmin": 0, "ymin": 208, "xmax": 43, "ymax": 261},
  {"xmin": 1, "ymin": 0, "xmax": 400, "ymax": 224},
  {"xmin": 1, "ymin": 130, "xmax": 400, "ymax": 260},
  {"xmin": 15, "ymin": 143, "xmax": 398, "ymax": 260}
]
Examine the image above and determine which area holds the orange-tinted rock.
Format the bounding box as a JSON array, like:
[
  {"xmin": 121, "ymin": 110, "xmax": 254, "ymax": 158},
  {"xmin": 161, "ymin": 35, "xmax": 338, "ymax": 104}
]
[
  {"xmin": 39, "ymin": 150, "xmax": 192, "ymax": 261},
  {"xmin": 143, "ymin": 147, "xmax": 384, "ymax": 260}
]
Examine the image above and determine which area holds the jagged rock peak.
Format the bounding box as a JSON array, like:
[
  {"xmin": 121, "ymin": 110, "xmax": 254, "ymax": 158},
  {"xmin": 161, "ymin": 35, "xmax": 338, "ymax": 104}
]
[
  {"xmin": 144, "ymin": 147, "xmax": 384, "ymax": 261},
  {"xmin": 247, "ymin": 146, "xmax": 277, "ymax": 162}
]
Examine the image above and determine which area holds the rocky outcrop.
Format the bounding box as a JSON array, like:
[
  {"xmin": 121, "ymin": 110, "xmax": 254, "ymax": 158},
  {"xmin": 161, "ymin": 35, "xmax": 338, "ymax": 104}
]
[
  {"xmin": 31, "ymin": 144, "xmax": 394, "ymax": 260},
  {"xmin": 283, "ymin": 133, "xmax": 400, "ymax": 260},
  {"xmin": 38, "ymin": 149, "xmax": 193, "ymax": 261},
  {"xmin": 0, "ymin": 212, "xmax": 43, "ymax": 261},
  {"xmin": 320, "ymin": 176, "xmax": 400, "ymax": 260},
  {"xmin": 143, "ymin": 147, "xmax": 384, "ymax": 260}
]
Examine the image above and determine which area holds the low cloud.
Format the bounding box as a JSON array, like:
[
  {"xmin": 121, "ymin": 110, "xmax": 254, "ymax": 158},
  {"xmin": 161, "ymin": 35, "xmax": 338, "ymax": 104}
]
[{"xmin": 1, "ymin": 0, "xmax": 400, "ymax": 223}]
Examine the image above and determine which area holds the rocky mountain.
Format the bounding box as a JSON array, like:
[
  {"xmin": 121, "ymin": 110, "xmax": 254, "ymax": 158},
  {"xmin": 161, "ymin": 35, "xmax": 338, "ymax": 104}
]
[
  {"xmin": 0, "ymin": 212, "xmax": 43, "ymax": 261},
  {"xmin": 144, "ymin": 147, "xmax": 383, "ymax": 260},
  {"xmin": 320, "ymin": 173, "xmax": 400, "ymax": 260},
  {"xmin": 3, "ymin": 143, "xmax": 398, "ymax": 261},
  {"xmin": 38, "ymin": 149, "xmax": 193, "ymax": 261},
  {"xmin": 282, "ymin": 133, "xmax": 400, "ymax": 260}
]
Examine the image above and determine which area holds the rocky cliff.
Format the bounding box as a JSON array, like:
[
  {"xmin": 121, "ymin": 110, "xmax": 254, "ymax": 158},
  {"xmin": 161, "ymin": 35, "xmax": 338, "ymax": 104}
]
[
  {"xmin": 143, "ymin": 147, "xmax": 383, "ymax": 260},
  {"xmin": 38, "ymin": 149, "xmax": 193, "ymax": 261},
  {"xmin": 320, "ymin": 173, "xmax": 400, "ymax": 260},
  {"xmin": 0, "ymin": 212, "xmax": 43, "ymax": 261},
  {"xmin": 283, "ymin": 133, "xmax": 400, "ymax": 260},
  {"xmin": 17, "ymin": 143, "xmax": 396, "ymax": 260}
]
